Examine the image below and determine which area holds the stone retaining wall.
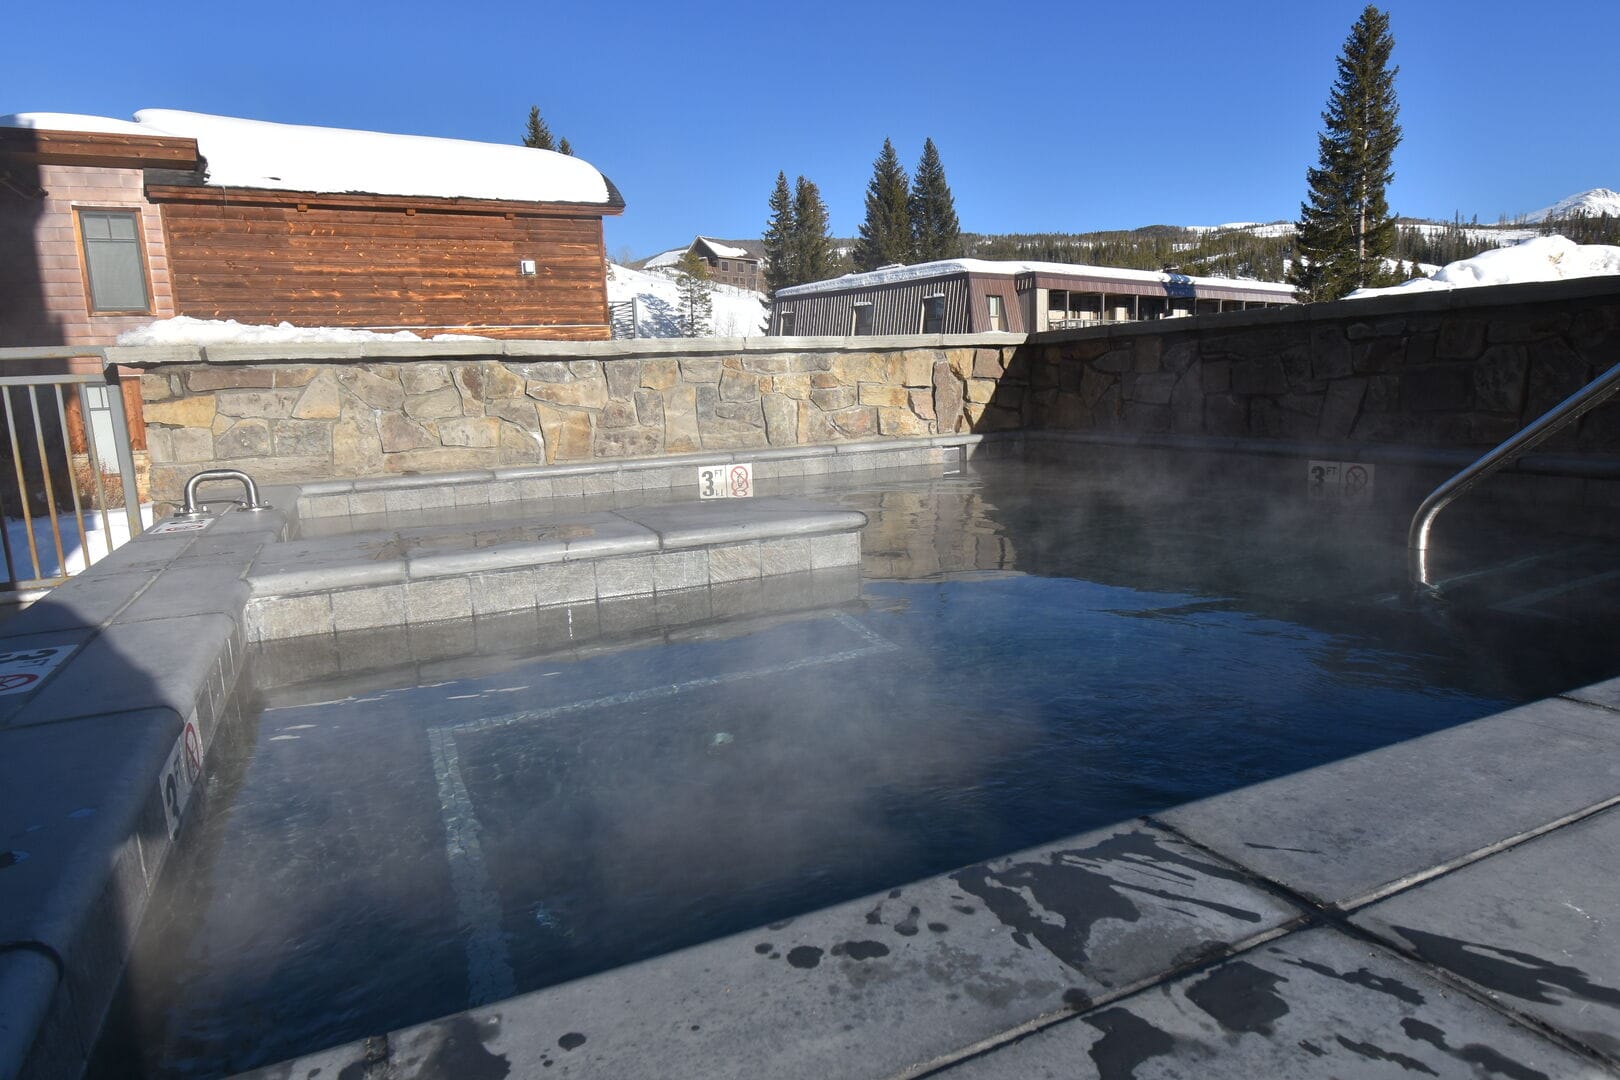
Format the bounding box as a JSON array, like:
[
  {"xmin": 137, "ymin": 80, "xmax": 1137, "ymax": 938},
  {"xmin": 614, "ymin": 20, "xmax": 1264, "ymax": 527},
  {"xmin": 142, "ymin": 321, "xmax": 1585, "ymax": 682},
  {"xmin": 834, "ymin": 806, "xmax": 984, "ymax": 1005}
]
[
  {"xmin": 1015, "ymin": 276, "xmax": 1620, "ymax": 452},
  {"xmin": 127, "ymin": 339, "xmax": 1003, "ymax": 509},
  {"xmin": 117, "ymin": 277, "xmax": 1620, "ymax": 509}
]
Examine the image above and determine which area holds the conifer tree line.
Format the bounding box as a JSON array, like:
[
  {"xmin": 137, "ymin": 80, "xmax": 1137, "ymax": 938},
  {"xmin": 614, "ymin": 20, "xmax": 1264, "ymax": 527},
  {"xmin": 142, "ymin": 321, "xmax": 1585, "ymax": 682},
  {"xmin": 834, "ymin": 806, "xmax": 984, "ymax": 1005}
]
[
  {"xmin": 521, "ymin": 106, "xmax": 574, "ymax": 156},
  {"xmin": 760, "ymin": 138, "xmax": 962, "ymax": 294},
  {"xmin": 1289, "ymin": 5, "xmax": 1402, "ymax": 300},
  {"xmin": 853, "ymin": 137, "xmax": 962, "ymax": 272},
  {"xmin": 761, "ymin": 172, "xmax": 836, "ymax": 294}
]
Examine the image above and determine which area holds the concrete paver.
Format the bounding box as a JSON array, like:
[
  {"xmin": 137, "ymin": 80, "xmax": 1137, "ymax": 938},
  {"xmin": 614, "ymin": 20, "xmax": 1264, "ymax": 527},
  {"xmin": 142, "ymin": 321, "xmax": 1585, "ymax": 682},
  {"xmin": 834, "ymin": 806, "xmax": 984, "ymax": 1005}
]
[
  {"xmin": 1157, "ymin": 696, "xmax": 1620, "ymax": 909},
  {"xmin": 238, "ymin": 822, "xmax": 1304, "ymax": 1080},
  {"xmin": 939, "ymin": 926, "xmax": 1609, "ymax": 1079},
  {"xmin": 1353, "ymin": 805, "xmax": 1620, "ymax": 1065}
]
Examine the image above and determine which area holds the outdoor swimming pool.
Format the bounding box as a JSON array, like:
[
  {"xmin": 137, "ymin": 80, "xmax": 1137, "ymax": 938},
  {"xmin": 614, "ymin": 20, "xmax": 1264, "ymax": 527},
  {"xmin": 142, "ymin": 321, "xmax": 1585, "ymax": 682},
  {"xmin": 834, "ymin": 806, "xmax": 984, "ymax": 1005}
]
[{"xmin": 96, "ymin": 451, "xmax": 1620, "ymax": 1078}]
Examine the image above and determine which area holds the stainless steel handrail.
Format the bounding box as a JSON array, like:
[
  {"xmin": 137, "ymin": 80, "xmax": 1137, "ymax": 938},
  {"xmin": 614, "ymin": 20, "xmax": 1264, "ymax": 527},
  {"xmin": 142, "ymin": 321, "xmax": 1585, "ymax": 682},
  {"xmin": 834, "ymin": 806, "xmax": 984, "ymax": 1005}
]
[
  {"xmin": 1409, "ymin": 358, "xmax": 1620, "ymax": 590},
  {"xmin": 178, "ymin": 469, "xmax": 271, "ymax": 517}
]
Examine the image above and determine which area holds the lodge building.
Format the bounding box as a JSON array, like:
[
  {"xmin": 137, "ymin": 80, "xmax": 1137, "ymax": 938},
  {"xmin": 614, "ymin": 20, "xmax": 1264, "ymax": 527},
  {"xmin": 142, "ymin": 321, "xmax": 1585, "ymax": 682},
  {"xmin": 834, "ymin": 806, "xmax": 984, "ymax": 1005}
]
[
  {"xmin": 769, "ymin": 259, "xmax": 1296, "ymax": 336},
  {"xmin": 0, "ymin": 110, "xmax": 626, "ymax": 347}
]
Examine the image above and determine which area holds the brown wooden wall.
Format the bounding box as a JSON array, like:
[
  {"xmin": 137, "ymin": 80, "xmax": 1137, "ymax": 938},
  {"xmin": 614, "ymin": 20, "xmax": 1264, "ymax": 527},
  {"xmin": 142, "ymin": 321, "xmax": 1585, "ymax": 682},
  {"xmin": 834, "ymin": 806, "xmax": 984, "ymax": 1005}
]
[{"xmin": 156, "ymin": 199, "xmax": 611, "ymax": 339}]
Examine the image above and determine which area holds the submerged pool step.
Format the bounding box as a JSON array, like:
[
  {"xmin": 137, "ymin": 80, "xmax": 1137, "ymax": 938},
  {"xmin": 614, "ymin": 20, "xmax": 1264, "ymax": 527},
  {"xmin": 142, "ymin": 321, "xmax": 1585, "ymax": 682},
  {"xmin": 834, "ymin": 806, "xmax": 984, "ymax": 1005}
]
[{"xmin": 243, "ymin": 497, "xmax": 868, "ymax": 643}]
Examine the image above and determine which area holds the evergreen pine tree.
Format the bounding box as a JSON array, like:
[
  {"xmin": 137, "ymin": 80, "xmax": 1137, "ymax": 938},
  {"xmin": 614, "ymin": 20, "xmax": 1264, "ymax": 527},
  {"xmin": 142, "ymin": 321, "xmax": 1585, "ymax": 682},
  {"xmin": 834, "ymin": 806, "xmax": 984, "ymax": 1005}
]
[
  {"xmin": 558, "ymin": 137, "xmax": 574, "ymax": 156},
  {"xmin": 854, "ymin": 139, "xmax": 912, "ymax": 271},
  {"xmin": 790, "ymin": 176, "xmax": 835, "ymax": 284},
  {"xmin": 1289, "ymin": 5, "xmax": 1403, "ymax": 300},
  {"xmin": 675, "ymin": 249, "xmax": 713, "ymax": 337},
  {"xmin": 909, "ymin": 138, "xmax": 963, "ymax": 262},
  {"xmin": 762, "ymin": 171, "xmax": 796, "ymax": 294},
  {"xmin": 522, "ymin": 106, "xmax": 556, "ymax": 150}
]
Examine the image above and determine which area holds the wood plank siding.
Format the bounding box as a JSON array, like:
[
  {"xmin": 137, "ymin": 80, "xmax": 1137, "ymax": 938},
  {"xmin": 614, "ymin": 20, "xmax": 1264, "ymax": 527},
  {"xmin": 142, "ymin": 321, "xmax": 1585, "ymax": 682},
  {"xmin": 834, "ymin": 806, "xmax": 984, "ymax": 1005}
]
[{"xmin": 155, "ymin": 195, "xmax": 612, "ymax": 339}]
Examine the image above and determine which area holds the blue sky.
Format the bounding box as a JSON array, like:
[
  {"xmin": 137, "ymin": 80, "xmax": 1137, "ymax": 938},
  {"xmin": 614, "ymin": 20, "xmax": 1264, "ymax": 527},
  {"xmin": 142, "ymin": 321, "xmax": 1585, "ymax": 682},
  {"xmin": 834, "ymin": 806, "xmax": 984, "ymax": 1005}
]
[{"xmin": 7, "ymin": 0, "xmax": 1615, "ymax": 259}]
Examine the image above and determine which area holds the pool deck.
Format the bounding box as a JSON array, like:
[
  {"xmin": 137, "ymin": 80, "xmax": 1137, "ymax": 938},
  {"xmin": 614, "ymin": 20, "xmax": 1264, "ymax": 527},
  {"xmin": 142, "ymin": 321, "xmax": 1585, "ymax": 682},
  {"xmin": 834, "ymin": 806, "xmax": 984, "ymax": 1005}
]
[{"xmin": 241, "ymin": 686, "xmax": 1620, "ymax": 1079}]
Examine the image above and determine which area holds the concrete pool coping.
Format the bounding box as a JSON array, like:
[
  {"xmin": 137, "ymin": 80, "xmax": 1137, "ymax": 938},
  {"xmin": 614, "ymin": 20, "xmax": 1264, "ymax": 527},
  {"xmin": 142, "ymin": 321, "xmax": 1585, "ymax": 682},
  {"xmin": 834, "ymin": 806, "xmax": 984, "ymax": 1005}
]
[{"xmin": 3, "ymin": 429, "xmax": 1619, "ymax": 1079}]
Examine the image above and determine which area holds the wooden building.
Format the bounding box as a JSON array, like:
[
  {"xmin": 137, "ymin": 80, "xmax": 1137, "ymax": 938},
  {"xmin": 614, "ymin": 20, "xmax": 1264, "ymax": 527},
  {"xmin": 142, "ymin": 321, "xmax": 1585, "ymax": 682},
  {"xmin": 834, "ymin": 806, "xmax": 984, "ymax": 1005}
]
[
  {"xmin": 0, "ymin": 110, "xmax": 626, "ymax": 346},
  {"xmin": 769, "ymin": 259, "xmax": 1295, "ymax": 336},
  {"xmin": 644, "ymin": 237, "xmax": 765, "ymax": 292}
]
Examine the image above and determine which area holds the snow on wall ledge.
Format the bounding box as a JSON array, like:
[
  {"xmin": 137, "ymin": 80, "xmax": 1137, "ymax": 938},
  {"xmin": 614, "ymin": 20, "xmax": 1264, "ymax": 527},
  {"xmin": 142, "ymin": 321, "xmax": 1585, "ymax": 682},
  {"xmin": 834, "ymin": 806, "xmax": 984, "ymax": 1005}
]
[
  {"xmin": 2, "ymin": 109, "xmax": 619, "ymax": 207},
  {"xmin": 1349, "ymin": 235, "xmax": 1620, "ymax": 299}
]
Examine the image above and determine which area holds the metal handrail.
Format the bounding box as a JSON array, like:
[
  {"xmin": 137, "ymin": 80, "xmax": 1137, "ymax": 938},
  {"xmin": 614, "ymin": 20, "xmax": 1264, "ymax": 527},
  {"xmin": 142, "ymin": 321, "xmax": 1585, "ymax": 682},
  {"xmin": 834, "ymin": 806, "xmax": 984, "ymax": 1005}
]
[
  {"xmin": 1409, "ymin": 358, "xmax": 1620, "ymax": 590},
  {"xmin": 177, "ymin": 469, "xmax": 271, "ymax": 517}
]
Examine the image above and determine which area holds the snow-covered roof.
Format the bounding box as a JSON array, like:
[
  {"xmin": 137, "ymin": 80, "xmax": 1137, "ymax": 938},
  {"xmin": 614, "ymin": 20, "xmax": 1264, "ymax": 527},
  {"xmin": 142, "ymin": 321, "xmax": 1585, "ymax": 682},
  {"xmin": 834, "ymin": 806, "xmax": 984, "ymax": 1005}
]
[
  {"xmin": 644, "ymin": 248, "xmax": 686, "ymax": 268},
  {"xmin": 1347, "ymin": 235, "xmax": 1620, "ymax": 299},
  {"xmin": 0, "ymin": 112, "xmax": 154, "ymax": 136},
  {"xmin": 695, "ymin": 237, "xmax": 753, "ymax": 260},
  {"xmin": 774, "ymin": 259, "xmax": 1297, "ymax": 299},
  {"xmin": 2, "ymin": 109, "xmax": 622, "ymax": 208}
]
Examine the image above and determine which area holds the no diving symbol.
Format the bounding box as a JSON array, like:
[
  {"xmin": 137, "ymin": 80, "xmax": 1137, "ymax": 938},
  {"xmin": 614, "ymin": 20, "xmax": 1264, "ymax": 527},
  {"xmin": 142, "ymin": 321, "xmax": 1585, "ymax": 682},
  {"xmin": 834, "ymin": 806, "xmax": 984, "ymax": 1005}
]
[
  {"xmin": 0, "ymin": 673, "xmax": 37, "ymax": 692},
  {"xmin": 728, "ymin": 465, "xmax": 753, "ymax": 498},
  {"xmin": 1343, "ymin": 465, "xmax": 1370, "ymax": 494},
  {"xmin": 183, "ymin": 722, "xmax": 203, "ymax": 782}
]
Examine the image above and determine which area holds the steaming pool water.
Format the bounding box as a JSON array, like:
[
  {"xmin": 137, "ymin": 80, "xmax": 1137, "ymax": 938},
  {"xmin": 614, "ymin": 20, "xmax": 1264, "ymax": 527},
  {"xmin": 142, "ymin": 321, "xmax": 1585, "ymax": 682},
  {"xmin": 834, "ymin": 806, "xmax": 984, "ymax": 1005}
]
[{"xmin": 100, "ymin": 451, "xmax": 1620, "ymax": 1078}]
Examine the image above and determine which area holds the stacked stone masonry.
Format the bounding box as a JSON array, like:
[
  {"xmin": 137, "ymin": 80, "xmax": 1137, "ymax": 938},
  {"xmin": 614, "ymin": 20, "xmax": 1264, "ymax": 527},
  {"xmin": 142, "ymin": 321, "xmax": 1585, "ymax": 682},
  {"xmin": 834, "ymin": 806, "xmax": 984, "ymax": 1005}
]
[
  {"xmin": 1024, "ymin": 279, "xmax": 1620, "ymax": 451},
  {"xmin": 128, "ymin": 279, "xmax": 1620, "ymax": 509},
  {"xmin": 136, "ymin": 345, "xmax": 995, "ymax": 509}
]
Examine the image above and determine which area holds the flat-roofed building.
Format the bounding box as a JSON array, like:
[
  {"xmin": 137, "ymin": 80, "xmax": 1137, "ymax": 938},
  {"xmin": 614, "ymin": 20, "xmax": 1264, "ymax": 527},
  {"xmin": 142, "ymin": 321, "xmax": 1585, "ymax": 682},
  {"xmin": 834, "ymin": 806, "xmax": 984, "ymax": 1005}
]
[{"xmin": 769, "ymin": 259, "xmax": 1296, "ymax": 336}]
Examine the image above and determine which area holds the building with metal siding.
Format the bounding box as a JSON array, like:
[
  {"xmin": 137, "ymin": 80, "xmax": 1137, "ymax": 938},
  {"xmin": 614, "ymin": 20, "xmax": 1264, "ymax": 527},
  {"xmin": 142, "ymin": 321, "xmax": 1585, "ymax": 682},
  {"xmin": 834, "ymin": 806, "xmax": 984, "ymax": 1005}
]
[{"xmin": 770, "ymin": 259, "xmax": 1295, "ymax": 336}]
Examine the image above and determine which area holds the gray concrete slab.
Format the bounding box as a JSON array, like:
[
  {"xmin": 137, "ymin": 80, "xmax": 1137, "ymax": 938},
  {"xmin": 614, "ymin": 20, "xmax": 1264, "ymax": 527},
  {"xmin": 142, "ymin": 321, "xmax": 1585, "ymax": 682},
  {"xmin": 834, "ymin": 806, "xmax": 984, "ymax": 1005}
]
[
  {"xmin": 0, "ymin": 629, "xmax": 97, "ymax": 726},
  {"xmin": 939, "ymin": 926, "xmax": 1606, "ymax": 1080},
  {"xmin": 616, "ymin": 498, "xmax": 868, "ymax": 549},
  {"xmin": 1352, "ymin": 806, "xmax": 1620, "ymax": 1064},
  {"xmin": 0, "ymin": 948, "xmax": 64, "ymax": 1080},
  {"xmin": 1157, "ymin": 697, "xmax": 1620, "ymax": 909},
  {"xmin": 114, "ymin": 563, "xmax": 251, "ymax": 625},
  {"xmin": 248, "ymin": 534, "xmax": 409, "ymax": 595},
  {"xmin": 10, "ymin": 614, "xmax": 236, "ymax": 727},
  {"xmin": 0, "ymin": 571, "xmax": 151, "ymax": 636},
  {"xmin": 235, "ymin": 821, "xmax": 1302, "ymax": 1080},
  {"xmin": 1563, "ymin": 675, "xmax": 1620, "ymax": 714}
]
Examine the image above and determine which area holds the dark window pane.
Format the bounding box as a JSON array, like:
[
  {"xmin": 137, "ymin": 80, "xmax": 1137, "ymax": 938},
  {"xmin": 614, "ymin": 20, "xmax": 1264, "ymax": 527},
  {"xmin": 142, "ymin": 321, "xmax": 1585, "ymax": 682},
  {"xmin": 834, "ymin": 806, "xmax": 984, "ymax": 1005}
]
[{"xmin": 80, "ymin": 211, "xmax": 149, "ymax": 312}]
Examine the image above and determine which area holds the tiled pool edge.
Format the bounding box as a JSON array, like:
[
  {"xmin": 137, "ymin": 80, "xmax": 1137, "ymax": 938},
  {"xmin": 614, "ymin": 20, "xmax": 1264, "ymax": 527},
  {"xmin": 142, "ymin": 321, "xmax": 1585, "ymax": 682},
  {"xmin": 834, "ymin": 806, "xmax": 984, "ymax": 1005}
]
[
  {"xmin": 238, "ymin": 685, "xmax": 1620, "ymax": 1080},
  {"xmin": 244, "ymin": 500, "xmax": 869, "ymax": 643}
]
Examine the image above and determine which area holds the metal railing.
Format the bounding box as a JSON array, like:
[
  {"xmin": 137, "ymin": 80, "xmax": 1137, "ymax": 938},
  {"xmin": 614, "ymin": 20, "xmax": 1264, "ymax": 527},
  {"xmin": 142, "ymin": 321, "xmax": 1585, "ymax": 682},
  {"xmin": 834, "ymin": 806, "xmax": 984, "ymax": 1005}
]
[
  {"xmin": 0, "ymin": 349, "xmax": 143, "ymax": 593},
  {"xmin": 608, "ymin": 299, "xmax": 638, "ymax": 339},
  {"xmin": 1409, "ymin": 357, "xmax": 1620, "ymax": 590}
]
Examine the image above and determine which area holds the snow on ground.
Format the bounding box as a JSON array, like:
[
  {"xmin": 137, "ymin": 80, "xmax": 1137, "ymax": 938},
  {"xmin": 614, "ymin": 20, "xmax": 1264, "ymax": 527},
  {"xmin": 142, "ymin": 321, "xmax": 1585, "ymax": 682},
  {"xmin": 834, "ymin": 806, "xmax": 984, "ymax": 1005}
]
[
  {"xmin": 608, "ymin": 263, "xmax": 767, "ymax": 338},
  {"xmin": 3, "ymin": 505, "xmax": 154, "ymax": 582},
  {"xmin": 116, "ymin": 317, "xmax": 491, "ymax": 346},
  {"xmin": 1526, "ymin": 188, "xmax": 1620, "ymax": 224},
  {"xmin": 1348, "ymin": 235, "xmax": 1620, "ymax": 299}
]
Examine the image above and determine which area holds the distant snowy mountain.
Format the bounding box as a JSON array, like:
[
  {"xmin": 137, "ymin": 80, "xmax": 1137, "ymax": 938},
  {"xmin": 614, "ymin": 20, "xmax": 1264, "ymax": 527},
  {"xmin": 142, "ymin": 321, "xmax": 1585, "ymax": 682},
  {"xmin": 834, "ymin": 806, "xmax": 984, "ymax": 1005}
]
[{"xmin": 1525, "ymin": 188, "xmax": 1620, "ymax": 224}]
